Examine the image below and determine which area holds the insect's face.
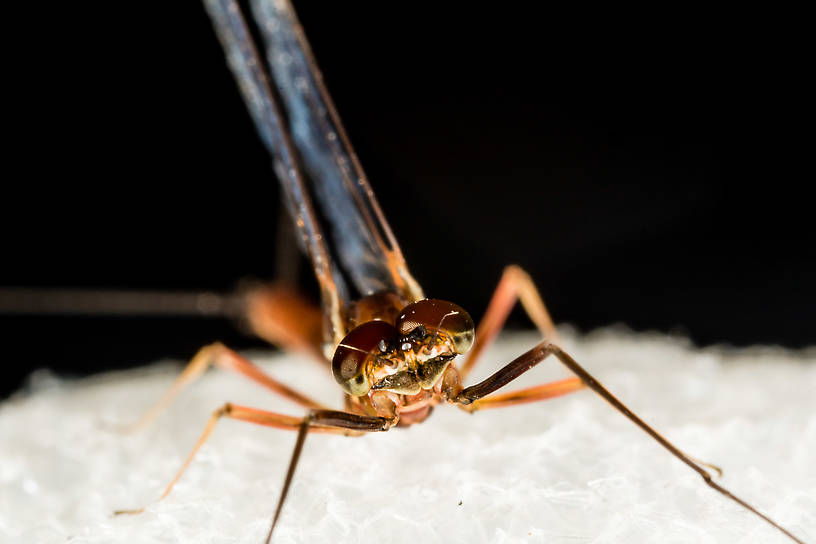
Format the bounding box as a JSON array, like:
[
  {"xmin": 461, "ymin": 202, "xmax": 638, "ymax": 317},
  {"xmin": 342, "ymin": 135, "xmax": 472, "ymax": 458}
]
[{"xmin": 332, "ymin": 299, "xmax": 474, "ymax": 396}]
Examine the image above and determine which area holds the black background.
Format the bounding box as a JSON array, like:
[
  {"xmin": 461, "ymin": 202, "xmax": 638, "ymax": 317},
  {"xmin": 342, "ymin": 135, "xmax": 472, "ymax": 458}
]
[{"xmin": 2, "ymin": 3, "xmax": 812, "ymax": 398}]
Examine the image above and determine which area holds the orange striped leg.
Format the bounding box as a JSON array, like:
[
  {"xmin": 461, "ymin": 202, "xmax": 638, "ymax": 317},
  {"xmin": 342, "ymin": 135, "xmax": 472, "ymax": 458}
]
[
  {"xmin": 460, "ymin": 265, "xmax": 564, "ymax": 380},
  {"xmin": 124, "ymin": 343, "xmax": 327, "ymax": 432},
  {"xmin": 115, "ymin": 404, "xmax": 392, "ymax": 516}
]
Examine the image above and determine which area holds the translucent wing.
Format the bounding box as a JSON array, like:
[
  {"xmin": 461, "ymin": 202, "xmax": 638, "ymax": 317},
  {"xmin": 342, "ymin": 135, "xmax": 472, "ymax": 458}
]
[
  {"xmin": 202, "ymin": 0, "xmax": 347, "ymax": 343},
  {"xmin": 249, "ymin": 0, "xmax": 423, "ymax": 302}
]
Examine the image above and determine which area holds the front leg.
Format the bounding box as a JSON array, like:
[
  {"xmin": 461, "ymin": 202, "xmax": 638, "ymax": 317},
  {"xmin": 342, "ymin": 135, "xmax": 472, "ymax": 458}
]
[
  {"xmin": 116, "ymin": 403, "xmax": 395, "ymax": 543},
  {"xmin": 451, "ymin": 341, "xmax": 803, "ymax": 544}
]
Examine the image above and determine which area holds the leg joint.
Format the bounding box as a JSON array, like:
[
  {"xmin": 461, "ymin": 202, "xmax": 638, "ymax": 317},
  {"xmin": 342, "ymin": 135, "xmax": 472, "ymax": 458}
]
[{"xmin": 216, "ymin": 403, "xmax": 232, "ymax": 417}]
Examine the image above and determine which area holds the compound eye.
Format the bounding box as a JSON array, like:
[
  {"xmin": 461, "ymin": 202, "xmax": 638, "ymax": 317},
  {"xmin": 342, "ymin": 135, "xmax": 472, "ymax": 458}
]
[
  {"xmin": 332, "ymin": 321, "xmax": 398, "ymax": 396},
  {"xmin": 395, "ymin": 299, "xmax": 475, "ymax": 354}
]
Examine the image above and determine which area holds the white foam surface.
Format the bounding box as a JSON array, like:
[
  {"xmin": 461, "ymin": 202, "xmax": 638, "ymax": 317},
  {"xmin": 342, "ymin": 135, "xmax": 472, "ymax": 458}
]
[{"xmin": 1, "ymin": 329, "xmax": 814, "ymax": 543}]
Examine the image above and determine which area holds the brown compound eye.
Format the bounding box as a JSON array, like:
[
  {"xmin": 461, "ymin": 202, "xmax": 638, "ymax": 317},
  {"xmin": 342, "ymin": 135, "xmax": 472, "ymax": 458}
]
[
  {"xmin": 395, "ymin": 299, "xmax": 475, "ymax": 354},
  {"xmin": 332, "ymin": 321, "xmax": 398, "ymax": 396}
]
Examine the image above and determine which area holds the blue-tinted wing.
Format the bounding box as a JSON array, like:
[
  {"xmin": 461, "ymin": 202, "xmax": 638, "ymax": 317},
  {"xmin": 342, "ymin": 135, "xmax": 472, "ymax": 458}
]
[
  {"xmin": 202, "ymin": 0, "xmax": 347, "ymax": 343},
  {"xmin": 249, "ymin": 0, "xmax": 423, "ymax": 302}
]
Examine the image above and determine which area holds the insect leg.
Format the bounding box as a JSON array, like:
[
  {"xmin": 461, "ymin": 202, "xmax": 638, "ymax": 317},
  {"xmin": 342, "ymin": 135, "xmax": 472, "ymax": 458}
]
[
  {"xmin": 455, "ymin": 377, "xmax": 584, "ymax": 412},
  {"xmin": 452, "ymin": 341, "xmax": 804, "ymax": 544},
  {"xmin": 123, "ymin": 343, "xmax": 327, "ymax": 432},
  {"xmin": 115, "ymin": 405, "xmax": 392, "ymax": 518},
  {"xmin": 457, "ymin": 378, "xmax": 721, "ymax": 477},
  {"xmin": 242, "ymin": 283, "xmax": 326, "ymax": 364},
  {"xmin": 265, "ymin": 409, "xmax": 396, "ymax": 543},
  {"xmin": 460, "ymin": 265, "xmax": 563, "ymax": 379}
]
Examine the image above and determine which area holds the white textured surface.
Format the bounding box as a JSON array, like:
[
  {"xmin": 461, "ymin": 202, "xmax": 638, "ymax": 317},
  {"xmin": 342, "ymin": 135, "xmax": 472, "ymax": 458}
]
[{"xmin": 1, "ymin": 329, "xmax": 814, "ymax": 544}]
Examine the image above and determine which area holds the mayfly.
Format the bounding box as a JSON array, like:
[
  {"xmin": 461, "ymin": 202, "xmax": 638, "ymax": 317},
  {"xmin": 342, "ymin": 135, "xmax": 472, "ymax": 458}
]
[{"xmin": 100, "ymin": 1, "xmax": 805, "ymax": 542}]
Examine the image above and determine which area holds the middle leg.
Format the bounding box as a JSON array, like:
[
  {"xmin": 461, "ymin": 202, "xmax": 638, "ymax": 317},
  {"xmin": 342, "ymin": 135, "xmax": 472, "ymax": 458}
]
[
  {"xmin": 122, "ymin": 342, "xmax": 327, "ymax": 432},
  {"xmin": 456, "ymin": 265, "xmax": 583, "ymax": 400},
  {"xmin": 460, "ymin": 265, "xmax": 567, "ymax": 379}
]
